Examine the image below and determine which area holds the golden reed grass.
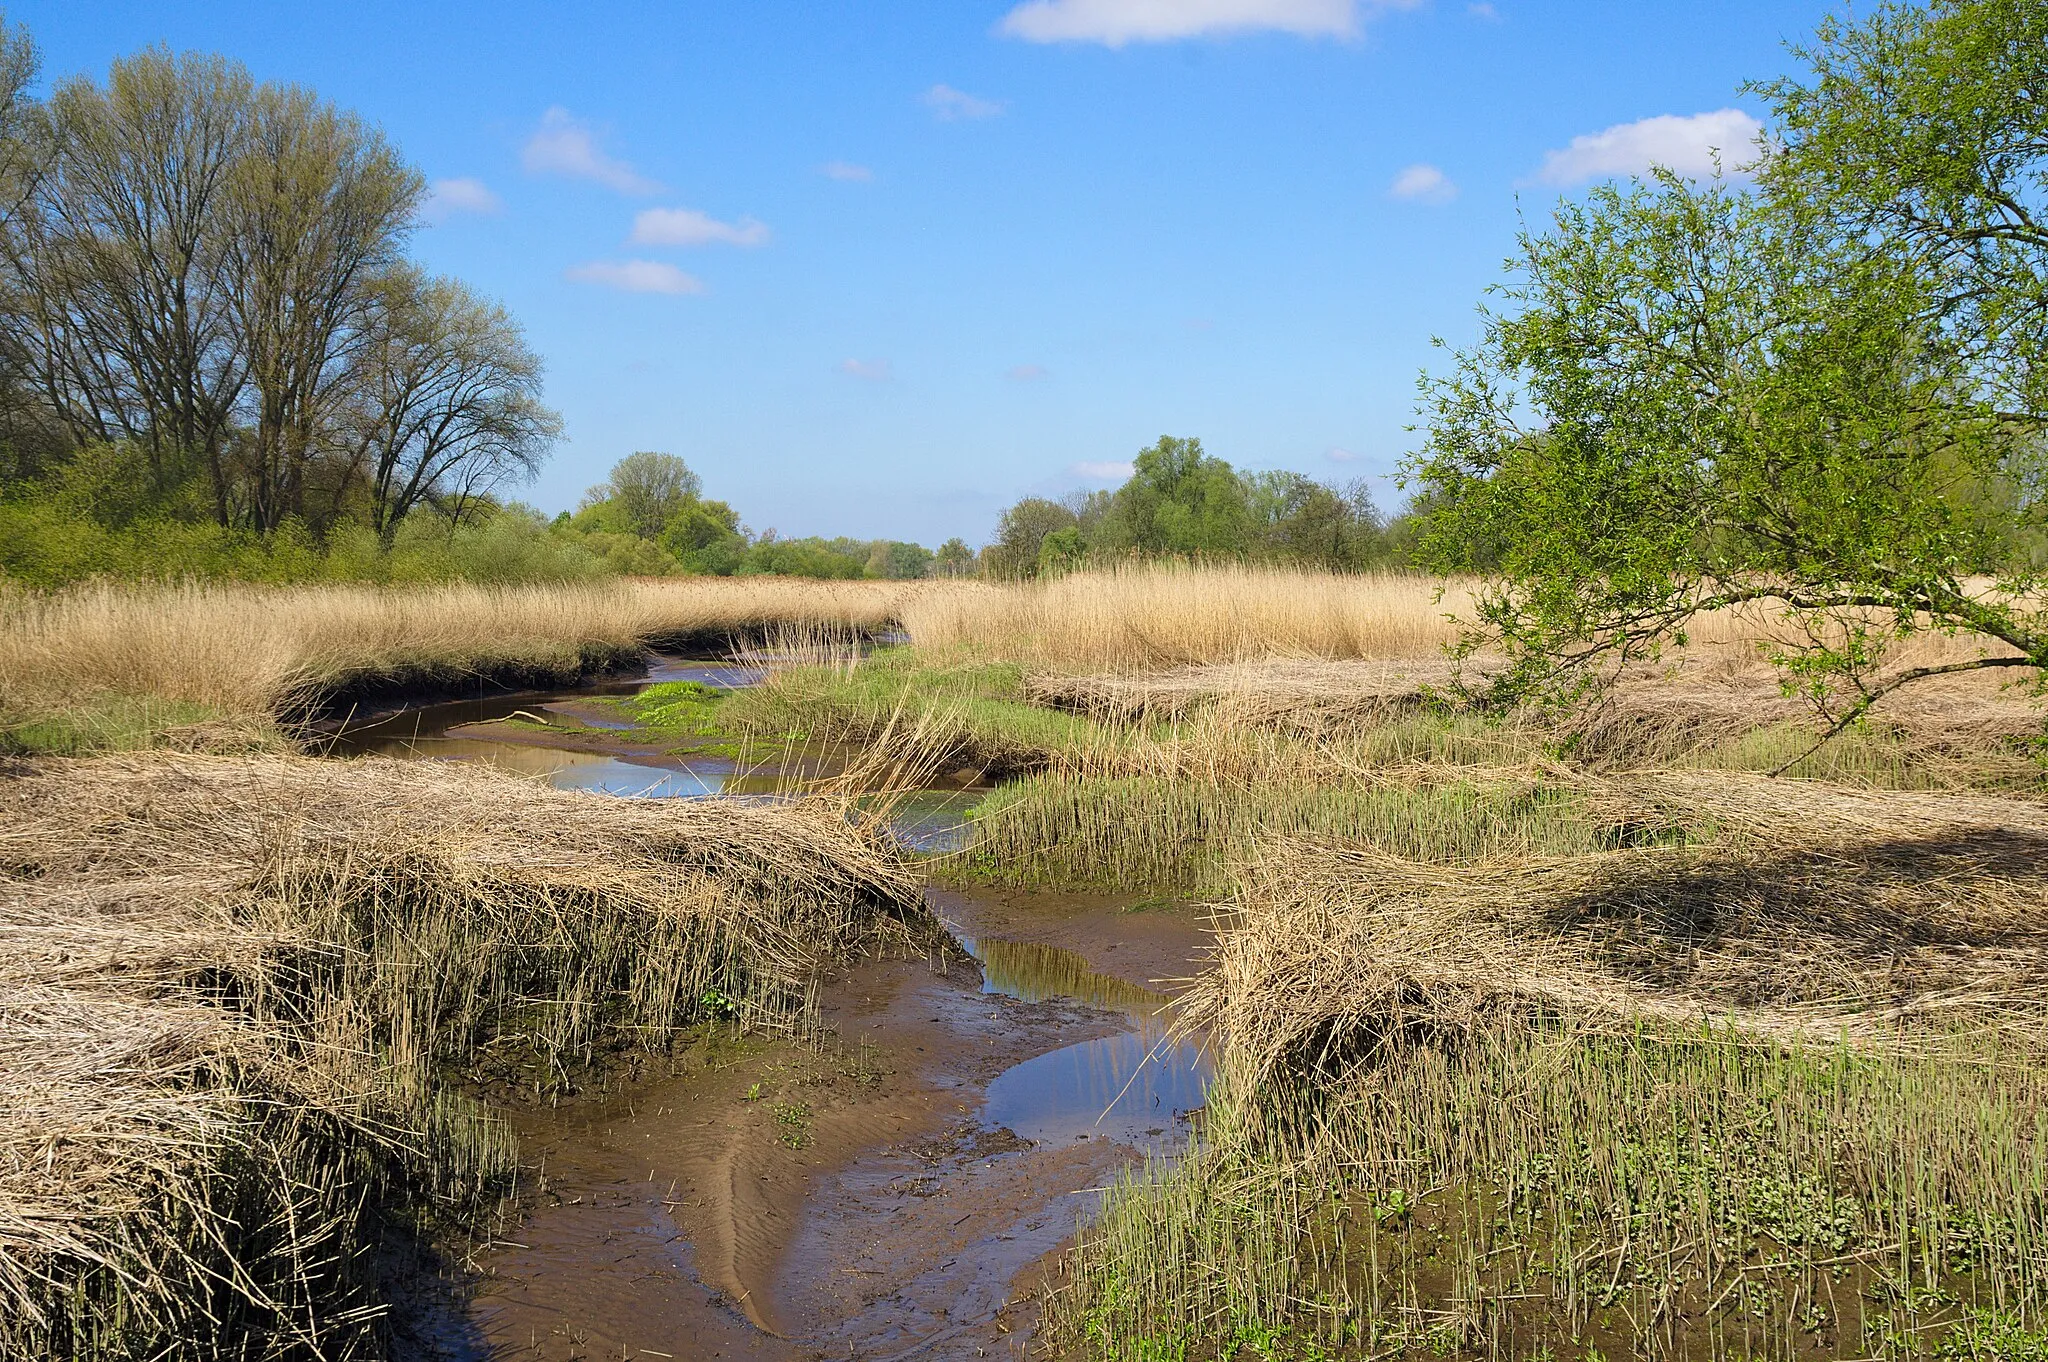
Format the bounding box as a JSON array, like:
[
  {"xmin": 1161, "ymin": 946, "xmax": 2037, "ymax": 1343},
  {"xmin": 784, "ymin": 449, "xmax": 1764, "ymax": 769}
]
[
  {"xmin": 901, "ymin": 563, "xmax": 1469, "ymax": 669},
  {"xmin": 0, "ymin": 576, "xmax": 941, "ymax": 724}
]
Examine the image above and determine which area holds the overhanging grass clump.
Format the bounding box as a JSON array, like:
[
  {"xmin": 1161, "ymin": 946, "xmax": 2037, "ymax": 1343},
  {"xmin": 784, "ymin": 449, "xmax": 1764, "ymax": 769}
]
[
  {"xmin": 1050, "ymin": 774, "xmax": 2048, "ymax": 1361},
  {"xmin": 0, "ymin": 752, "xmax": 925, "ymax": 1360}
]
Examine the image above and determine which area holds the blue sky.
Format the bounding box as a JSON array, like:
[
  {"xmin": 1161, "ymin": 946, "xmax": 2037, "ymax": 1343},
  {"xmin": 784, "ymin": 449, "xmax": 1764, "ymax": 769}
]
[{"xmin": 24, "ymin": 0, "xmax": 1829, "ymax": 546}]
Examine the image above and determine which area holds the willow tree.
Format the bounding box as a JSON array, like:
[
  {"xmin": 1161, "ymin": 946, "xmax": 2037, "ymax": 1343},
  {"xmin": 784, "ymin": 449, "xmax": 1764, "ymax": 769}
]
[{"xmin": 1405, "ymin": 0, "xmax": 2046, "ymax": 740}]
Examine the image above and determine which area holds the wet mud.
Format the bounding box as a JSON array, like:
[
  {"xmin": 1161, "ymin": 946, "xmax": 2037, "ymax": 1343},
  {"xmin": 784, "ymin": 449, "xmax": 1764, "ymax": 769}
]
[
  {"xmin": 468, "ymin": 899, "xmax": 1211, "ymax": 1361},
  {"xmin": 343, "ymin": 656, "xmax": 1215, "ymax": 1359}
]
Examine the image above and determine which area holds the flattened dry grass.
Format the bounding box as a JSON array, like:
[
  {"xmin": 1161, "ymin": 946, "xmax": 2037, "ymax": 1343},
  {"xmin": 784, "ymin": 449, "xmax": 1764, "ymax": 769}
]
[
  {"xmin": 0, "ymin": 752, "xmax": 924, "ymax": 1360},
  {"xmin": 1054, "ymin": 773, "xmax": 2048, "ymax": 1361}
]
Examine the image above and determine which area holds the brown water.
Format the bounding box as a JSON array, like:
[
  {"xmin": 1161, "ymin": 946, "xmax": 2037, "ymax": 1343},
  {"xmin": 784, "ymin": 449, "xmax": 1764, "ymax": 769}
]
[{"xmin": 344, "ymin": 655, "xmax": 1214, "ymax": 1359}]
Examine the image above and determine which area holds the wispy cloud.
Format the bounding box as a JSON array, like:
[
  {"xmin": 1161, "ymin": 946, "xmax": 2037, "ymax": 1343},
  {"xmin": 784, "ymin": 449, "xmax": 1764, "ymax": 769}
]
[
  {"xmin": 998, "ymin": 0, "xmax": 1418, "ymax": 46},
  {"xmin": 522, "ymin": 107, "xmax": 663, "ymax": 195},
  {"xmin": 1388, "ymin": 163, "xmax": 1457, "ymax": 204},
  {"xmin": 1071, "ymin": 460, "xmax": 1134, "ymax": 480},
  {"xmin": 631, "ymin": 207, "xmax": 771, "ymax": 248},
  {"xmin": 1326, "ymin": 447, "xmax": 1359, "ymax": 462},
  {"xmin": 839, "ymin": 358, "xmax": 894, "ymax": 381},
  {"xmin": 1007, "ymin": 364, "xmax": 1049, "ymax": 382},
  {"xmin": 564, "ymin": 260, "xmax": 705, "ymax": 295},
  {"xmin": 421, "ymin": 177, "xmax": 502, "ymax": 223},
  {"xmin": 925, "ymin": 84, "xmax": 1005, "ymax": 121},
  {"xmin": 1468, "ymin": 2, "xmax": 1499, "ymax": 18},
  {"xmin": 821, "ymin": 161, "xmax": 875, "ymax": 182},
  {"xmin": 1533, "ymin": 108, "xmax": 1764, "ymax": 186}
]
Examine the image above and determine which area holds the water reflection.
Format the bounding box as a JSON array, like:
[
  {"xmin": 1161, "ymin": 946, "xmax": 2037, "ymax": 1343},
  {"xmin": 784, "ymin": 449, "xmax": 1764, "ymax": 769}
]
[
  {"xmin": 961, "ymin": 936, "xmax": 1170, "ymax": 1014},
  {"xmin": 356, "ymin": 740, "xmax": 733, "ymax": 797},
  {"xmin": 875, "ymin": 791, "xmax": 980, "ymax": 853},
  {"xmin": 983, "ymin": 1030, "xmax": 1209, "ymax": 1152},
  {"xmin": 643, "ymin": 660, "xmax": 765, "ymax": 688},
  {"xmin": 957, "ymin": 934, "xmax": 1210, "ymax": 1151}
]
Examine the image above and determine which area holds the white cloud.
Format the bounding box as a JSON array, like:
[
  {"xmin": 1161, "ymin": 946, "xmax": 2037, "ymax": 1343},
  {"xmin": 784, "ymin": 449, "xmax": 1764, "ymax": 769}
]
[
  {"xmin": 1468, "ymin": 2, "xmax": 1499, "ymax": 18},
  {"xmin": 998, "ymin": 0, "xmax": 1417, "ymax": 46},
  {"xmin": 1007, "ymin": 364, "xmax": 1049, "ymax": 381},
  {"xmin": 839, "ymin": 358, "xmax": 894, "ymax": 381},
  {"xmin": 925, "ymin": 84, "xmax": 1005, "ymax": 121},
  {"xmin": 1071, "ymin": 460, "xmax": 1134, "ymax": 480},
  {"xmin": 821, "ymin": 161, "xmax": 875, "ymax": 182},
  {"xmin": 1534, "ymin": 108, "xmax": 1764, "ymax": 186},
  {"xmin": 1389, "ymin": 163, "xmax": 1457, "ymax": 204},
  {"xmin": 631, "ymin": 207, "xmax": 771, "ymax": 248},
  {"xmin": 422, "ymin": 177, "xmax": 501, "ymax": 223},
  {"xmin": 563, "ymin": 260, "xmax": 705, "ymax": 295},
  {"xmin": 1326, "ymin": 447, "xmax": 1359, "ymax": 462},
  {"xmin": 522, "ymin": 107, "xmax": 663, "ymax": 195}
]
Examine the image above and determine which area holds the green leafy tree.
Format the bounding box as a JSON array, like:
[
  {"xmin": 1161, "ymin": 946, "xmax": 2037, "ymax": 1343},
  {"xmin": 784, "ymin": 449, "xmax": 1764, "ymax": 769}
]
[
  {"xmin": 1406, "ymin": 156, "xmax": 2044, "ymax": 744},
  {"xmin": 659, "ymin": 496, "xmax": 745, "ymax": 574},
  {"xmin": 1097, "ymin": 435, "xmax": 1251, "ymax": 556},
  {"xmin": 984, "ymin": 496, "xmax": 1078, "ymax": 578},
  {"xmin": 1756, "ymin": 0, "xmax": 2048, "ymax": 430},
  {"xmin": 1037, "ymin": 525, "xmax": 1088, "ymax": 576},
  {"xmin": 865, "ymin": 539, "xmax": 934, "ymax": 580},
  {"xmin": 934, "ymin": 536, "xmax": 975, "ymax": 577},
  {"xmin": 581, "ymin": 451, "xmax": 702, "ymax": 540},
  {"xmin": 1247, "ymin": 470, "xmax": 1385, "ymax": 569}
]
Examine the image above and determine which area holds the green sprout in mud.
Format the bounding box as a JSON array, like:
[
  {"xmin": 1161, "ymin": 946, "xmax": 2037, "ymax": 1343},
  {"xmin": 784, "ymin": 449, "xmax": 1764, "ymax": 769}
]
[
  {"xmin": 699, "ymin": 988, "xmax": 740, "ymax": 1020},
  {"xmin": 772, "ymin": 1101, "xmax": 811, "ymax": 1149},
  {"xmin": 744, "ymin": 1082, "xmax": 762, "ymax": 1101}
]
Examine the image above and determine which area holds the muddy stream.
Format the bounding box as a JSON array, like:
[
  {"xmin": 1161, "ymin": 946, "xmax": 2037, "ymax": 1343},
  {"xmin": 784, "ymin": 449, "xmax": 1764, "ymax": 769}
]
[{"xmin": 330, "ymin": 654, "xmax": 1213, "ymax": 1360}]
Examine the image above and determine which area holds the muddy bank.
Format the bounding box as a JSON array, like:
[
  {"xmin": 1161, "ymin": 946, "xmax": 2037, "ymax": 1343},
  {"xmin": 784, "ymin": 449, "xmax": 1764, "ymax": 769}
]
[{"xmin": 461, "ymin": 891, "xmax": 1212, "ymax": 1360}]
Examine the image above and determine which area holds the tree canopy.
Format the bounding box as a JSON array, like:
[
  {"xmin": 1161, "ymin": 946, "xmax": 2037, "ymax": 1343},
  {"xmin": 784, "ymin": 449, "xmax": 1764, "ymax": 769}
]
[
  {"xmin": 983, "ymin": 435, "xmax": 1391, "ymax": 578},
  {"xmin": 1405, "ymin": 0, "xmax": 2047, "ymax": 741}
]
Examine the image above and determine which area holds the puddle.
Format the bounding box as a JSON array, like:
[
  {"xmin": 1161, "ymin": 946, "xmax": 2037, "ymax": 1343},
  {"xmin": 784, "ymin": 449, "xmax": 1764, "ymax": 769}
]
[
  {"xmin": 958, "ymin": 932, "xmax": 1210, "ymax": 1154},
  {"xmin": 982, "ymin": 1029, "xmax": 1208, "ymax": 1152}
]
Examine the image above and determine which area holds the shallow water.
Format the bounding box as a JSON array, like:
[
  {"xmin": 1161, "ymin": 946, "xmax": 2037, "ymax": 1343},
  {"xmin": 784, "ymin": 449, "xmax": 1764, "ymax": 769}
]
[
  {"xmin": 959, "ymin": 932, "xmax": 1210, "ymax": 1152},
  {"xmin": 340, "ymin": 651, "xmax": 1210, "ymax": 1356}
]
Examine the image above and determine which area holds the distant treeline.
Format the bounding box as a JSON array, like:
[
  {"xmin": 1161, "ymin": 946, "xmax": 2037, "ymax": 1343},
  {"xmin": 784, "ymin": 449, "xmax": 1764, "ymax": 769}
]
[
  {"xmin": 0, "ymin": 16, "xmax": 1416, "ymax": 590},
  {"xmin": 557, "ymin": 450, "xmax": 972, "ymax": 581},
  {"xmin": 982, "ymin": 435, "xmax": 1416, "ymax": 579}
]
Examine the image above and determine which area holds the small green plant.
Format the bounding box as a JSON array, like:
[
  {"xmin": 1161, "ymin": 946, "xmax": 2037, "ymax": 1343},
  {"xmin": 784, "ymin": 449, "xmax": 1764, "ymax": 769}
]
[
  {"xmin": 743, "ymin": 1082, "xmax": 762, "ymax": 1102},
  {"xmin": 772, "ymin": 1101, "xmax": 811, "ymax": 1149},
  {"xmin": 699, "ymin": 987, "xmax": 740, "ymax": 1021}
]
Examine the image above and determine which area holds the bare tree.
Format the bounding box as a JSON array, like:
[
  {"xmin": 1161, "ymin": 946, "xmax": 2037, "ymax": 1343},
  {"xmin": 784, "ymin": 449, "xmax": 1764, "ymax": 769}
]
[
  {"xmin": 220, "ymin": 81, "xmax": 419, "ymax": 531},
  {"xmin": 7, "ymin": 50, "xmax": 254, "ymax": 513},
  {"xmin": 340, "ymin": 266, "xmax": 560, "ymax": 546}
]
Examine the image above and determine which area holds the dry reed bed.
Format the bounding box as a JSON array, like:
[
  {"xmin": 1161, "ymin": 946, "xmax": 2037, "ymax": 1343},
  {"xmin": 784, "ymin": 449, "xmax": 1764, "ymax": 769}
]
[
  {"xmin": 0, "ymin": 577, "xmax": 946, "ymax": 726},
  {"xmin": 902, "ymin": 565, "xmax": 1469, "ymax": 670},
  {"xmin": 0, "ymin": 752, "xmax": 924, "ymax": 1359},
  {"xmin": 1026, "ymin": 653, "xmax": 2045, "ymax": 774}
]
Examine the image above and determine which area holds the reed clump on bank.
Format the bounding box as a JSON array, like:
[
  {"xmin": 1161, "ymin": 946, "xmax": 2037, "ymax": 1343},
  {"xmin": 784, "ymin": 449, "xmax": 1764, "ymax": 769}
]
[
  {"xmin": 1053, "ymin": 772, "xmax": 2048, "ymax": 1361},
  {"xmin": 0, "ymin": 751, "xmax": 925, "ymax": 1360}
]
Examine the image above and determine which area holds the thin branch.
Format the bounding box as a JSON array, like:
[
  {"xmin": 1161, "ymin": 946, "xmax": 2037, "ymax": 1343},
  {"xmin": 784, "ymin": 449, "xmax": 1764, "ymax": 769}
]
[{"xmin": 1766, "ymin": 655, "xmax": 2041, "ymax": 777}]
